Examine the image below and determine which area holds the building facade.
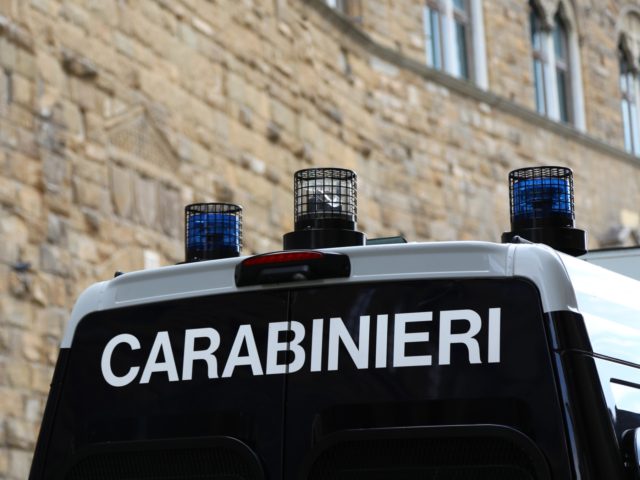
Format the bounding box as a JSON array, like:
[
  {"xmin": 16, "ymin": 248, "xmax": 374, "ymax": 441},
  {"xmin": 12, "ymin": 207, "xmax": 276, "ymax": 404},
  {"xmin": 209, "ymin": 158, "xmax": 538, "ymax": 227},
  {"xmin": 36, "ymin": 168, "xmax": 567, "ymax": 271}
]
[{"xmin": 1, "ymin": 0, "xmax": 640, "ymax": 476}]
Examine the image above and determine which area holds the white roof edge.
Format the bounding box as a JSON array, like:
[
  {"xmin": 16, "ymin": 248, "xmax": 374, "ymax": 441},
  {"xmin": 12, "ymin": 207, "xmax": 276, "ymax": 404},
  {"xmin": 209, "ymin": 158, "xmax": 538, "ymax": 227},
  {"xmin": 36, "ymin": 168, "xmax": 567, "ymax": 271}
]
[
  {"xmin": 582, "ymin": 247, "xmax": 640, "ymax": 258},
  {"xmin": 61, "ymin": 241, "xmax": 579, "ymax": 347},
  {"xmin": 62, "ymin": 281, "xmax": 108, "ymax": 348},
  {"xmin": 512, "ymin": 244, "xmax": 579, "ymax": 313}
]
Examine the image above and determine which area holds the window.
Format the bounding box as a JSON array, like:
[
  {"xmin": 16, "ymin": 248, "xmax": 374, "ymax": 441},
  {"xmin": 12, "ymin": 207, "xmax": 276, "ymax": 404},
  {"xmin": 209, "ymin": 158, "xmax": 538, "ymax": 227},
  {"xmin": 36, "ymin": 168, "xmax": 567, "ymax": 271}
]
[
  {"xmin": 530, "ymin": 5, "xmax": 547, "ymax": 115},
  {"xmin": 553, "ymin": 14, "xmax": 571, "ymax": 123},
  {"xmin": 452, "ymin": 0, "xmax": 471, "ymax": 79},
  {"xmin": 424, "ymin": 1, "xmax": 444, "ymax": 70},
  {"xmin": 619, "ymin": 45, "xmax": 640, "ymax": 155},
  {"xmin": 528, "ymin": 1, "xmax": 585, "ymax": 129},
  {"xmin": 617, "ymin": 9, "xmax": 640, "ymax": 155},
  {"xmin": 422, "ymin": 0, "xmax": 488, "ymax": 88}
]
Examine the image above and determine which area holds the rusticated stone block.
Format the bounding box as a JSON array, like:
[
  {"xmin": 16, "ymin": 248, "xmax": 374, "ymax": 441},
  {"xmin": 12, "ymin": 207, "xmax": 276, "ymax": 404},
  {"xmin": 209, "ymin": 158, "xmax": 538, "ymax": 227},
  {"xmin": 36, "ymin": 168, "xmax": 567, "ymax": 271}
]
[{"xmin": 5, "ymin": 417, "xmax": 34, "ymax": 449}]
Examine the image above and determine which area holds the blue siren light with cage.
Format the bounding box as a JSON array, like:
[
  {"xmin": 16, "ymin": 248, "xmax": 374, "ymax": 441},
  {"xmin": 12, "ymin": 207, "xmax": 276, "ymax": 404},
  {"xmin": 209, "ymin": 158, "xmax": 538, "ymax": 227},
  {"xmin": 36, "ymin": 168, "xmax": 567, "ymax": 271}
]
[
  {"xmin": 185, "ymin": 203, "xmax": 242, "ymax": 262},
  {"xmin": 501, "ymin": 166, "xmax": 587, "ymax": 256},
  {"xmin": 283, "ymin": 168, "xmax": 366, "ymax": 249}
]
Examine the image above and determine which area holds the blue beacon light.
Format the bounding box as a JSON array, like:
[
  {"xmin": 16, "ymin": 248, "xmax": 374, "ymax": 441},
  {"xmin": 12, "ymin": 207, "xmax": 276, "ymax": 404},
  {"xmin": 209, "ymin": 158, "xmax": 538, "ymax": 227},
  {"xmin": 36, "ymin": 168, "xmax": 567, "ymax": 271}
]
[
  {"xmin": 512, "ymin": 176, "xmax": 572, "ymax": 227},
  {"xmin": 502, "ymin": 166, "xmax": 587, "ymax": 256},
  {"xmin": 185, "ymin": 203, "xmax": 242, "ymax": 262}
]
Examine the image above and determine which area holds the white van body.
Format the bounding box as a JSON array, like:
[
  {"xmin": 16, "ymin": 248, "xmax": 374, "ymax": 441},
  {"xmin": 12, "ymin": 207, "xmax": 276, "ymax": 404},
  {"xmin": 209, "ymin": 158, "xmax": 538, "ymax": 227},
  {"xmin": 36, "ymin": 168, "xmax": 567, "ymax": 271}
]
[
  {"xmin": 582, "ymin": 247, "xmax": 640, "ymax": 281},
  {"xmin": 29, "ymin": 241, "xmax": 640, "ymax": 480}
]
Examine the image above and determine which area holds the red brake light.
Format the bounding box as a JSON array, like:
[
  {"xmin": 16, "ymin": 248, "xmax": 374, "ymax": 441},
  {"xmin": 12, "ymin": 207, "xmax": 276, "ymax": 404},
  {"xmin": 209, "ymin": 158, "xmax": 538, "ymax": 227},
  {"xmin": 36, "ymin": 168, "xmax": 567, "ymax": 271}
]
[
  {"xmin": 242, "ymin": 251, "xmax": 324, "ymax": 267},
  {"xmin": 235, "ymin": 251, "xmax": 350, "ymax": 286}
]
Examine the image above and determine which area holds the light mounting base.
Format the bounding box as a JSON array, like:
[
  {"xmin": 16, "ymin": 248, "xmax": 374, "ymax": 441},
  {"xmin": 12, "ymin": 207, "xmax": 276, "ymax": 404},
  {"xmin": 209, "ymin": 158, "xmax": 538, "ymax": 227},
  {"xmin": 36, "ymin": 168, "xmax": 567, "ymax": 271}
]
[
  {"xmin": 502, "ymin": 227, "xmax": 587, "ymax": 257},
  {"xmin": 283, "ymin": 229, "xmax": 365, "ymax": 250}
]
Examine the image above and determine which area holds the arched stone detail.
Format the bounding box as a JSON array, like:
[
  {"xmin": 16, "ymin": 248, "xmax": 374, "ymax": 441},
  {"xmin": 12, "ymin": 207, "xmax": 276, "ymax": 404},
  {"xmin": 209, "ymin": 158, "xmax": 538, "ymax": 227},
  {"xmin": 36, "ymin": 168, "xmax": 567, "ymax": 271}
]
[
  {"xmin": 616, "ymin": 6, "xmax": 640, "ymax": 72},
  {"xmin": 619, "ymin": 32, "xmax": 634, "ymax": 63},
  {"xmin": 554, "ymin": 0, "xmax": 579, "ymax": 33},
  {"xmin": 531, "ymin": 0, "xmax": 578, "ymax": 33},
  {"xmin": 530, "ymin": 0, "xmax": 552, "ymax": 29}
]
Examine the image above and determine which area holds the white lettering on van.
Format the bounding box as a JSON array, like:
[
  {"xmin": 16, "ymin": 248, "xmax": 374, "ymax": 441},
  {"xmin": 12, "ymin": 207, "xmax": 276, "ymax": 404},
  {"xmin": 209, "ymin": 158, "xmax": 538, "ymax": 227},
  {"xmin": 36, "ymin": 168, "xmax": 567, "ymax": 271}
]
[
  {"xmin": 182, "ymin": 328, "xmax": 220, "ymax": 380},
  {"xmin": 100, "ymin": 308, "xmax": 502, "ymax": 386},
  {"xmin": 328, "ymin": 316, "xmax": 370, "ymax": 370},
  {"xmin": 393, "ymin": 312, "xmax": 432, "ymax": 367},
  {"xmin": 101, "ymin": 333, "xmax": 141, "ymax": 387},
  {"xmin": 222, "ymin": 325, "xmax": 262, "ymax": 378},
  {"xmin": 438, "ymin": 309, "xmax": 482, "ymax": 365},
  {"xmin": 266, "ymin": 321, "xmax": 305, "ymax": 374},
  {"xmin": 140, "ymin": 331, "xmax": 179, "ymax": 384}
]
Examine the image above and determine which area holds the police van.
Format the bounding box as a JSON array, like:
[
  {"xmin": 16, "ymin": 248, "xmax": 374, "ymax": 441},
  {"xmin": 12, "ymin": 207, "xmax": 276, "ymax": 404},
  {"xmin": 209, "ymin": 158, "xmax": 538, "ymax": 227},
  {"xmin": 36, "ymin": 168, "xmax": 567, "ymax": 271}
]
[{"xmin": 29, "ymin": 167, "xmax": 640, "ymax": 479}]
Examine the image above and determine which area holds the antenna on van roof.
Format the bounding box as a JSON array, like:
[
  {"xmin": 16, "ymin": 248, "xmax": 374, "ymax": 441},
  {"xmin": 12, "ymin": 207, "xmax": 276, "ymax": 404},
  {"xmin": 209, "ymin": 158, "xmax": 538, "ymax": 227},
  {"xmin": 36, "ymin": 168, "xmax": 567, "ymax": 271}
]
[
  {"xmin": 283, "ymin": 168, "xmax": 366, "ymax": 250},
  {"xmin": 501, "ymin": 166, "xmax": 587, "ymax": 256}
]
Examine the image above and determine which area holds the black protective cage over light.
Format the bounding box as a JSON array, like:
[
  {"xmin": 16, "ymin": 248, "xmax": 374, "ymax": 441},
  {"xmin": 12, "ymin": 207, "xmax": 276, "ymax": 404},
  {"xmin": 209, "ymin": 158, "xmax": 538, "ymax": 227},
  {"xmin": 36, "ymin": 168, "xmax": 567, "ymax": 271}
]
[
  {"xmin": 502, "ymin": 166, "xmax": 587, "ymax": 256},
  {"xmin": 284, "ymin": 168, "xmax": 365, "ymax": 250},
  {"xmin": 185, "ymin": 203, "xmax": 242, "ymax": 262}
]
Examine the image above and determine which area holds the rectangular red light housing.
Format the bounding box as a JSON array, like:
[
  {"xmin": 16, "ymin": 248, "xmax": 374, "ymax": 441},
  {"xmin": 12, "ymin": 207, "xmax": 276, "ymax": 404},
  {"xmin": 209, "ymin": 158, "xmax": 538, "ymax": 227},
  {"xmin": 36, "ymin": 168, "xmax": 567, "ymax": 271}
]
[
  {"xmin": 235, "ymin": 251, "xmax": 350, "ymax": 286},
  {"xmin": 242, "ymin": 251, "xmax": 324, "ymax": 266}
]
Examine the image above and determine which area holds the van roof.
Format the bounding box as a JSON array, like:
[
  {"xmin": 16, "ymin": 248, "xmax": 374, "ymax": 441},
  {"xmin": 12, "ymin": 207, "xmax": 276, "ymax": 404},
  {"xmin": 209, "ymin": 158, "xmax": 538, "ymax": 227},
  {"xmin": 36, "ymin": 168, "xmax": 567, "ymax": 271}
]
[
  {"xmin": 62, "ymin": 241, "xmax": 624, "ymax": 348},
  {"xmin": 581, "ymin": 247, "xmax": 640, "ymax": 281}
]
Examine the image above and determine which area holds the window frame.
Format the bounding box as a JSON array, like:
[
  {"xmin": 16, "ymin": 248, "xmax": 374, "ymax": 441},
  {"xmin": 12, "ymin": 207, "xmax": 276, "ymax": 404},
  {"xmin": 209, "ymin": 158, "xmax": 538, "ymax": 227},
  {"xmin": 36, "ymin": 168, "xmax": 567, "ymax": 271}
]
[
  {"xmin": 619, "ymin": 44, "xmax": 640, "ymax": 156},
  {"xmin": 528, "ymin": 1, "xmax": 585, "ymax": 130},
  {"xmin": 553, "ymin": 13, "xmax": 573, "ymax": 124},
  {"xmin": 530, "ymin": 5, "xmax": 548, "ymax": 116},
  {"xmin": 424, "ymin": 0, "xmax": 446, "ymax": 71},
  {"xmin": 452, "ymin": 0, "xmax": 473, "ymax": 80},
  {"xmin": 422, "ymin": 0, "xmax": 487, "ymax": 86}
]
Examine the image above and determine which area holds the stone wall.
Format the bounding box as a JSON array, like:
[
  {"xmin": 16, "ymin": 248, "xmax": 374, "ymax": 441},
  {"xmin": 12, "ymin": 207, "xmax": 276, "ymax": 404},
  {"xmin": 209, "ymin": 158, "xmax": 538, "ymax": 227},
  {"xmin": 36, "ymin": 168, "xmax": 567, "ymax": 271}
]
[
  {"xmin": 1, "ymin": 0, "xmax": 640, "ymax": 477},
  {"xmin": 483, "ymin": 0, "xmax": 537, "ymax": 108}
]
